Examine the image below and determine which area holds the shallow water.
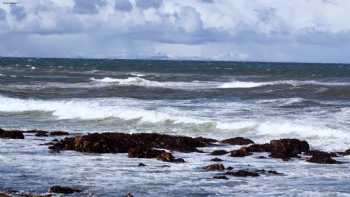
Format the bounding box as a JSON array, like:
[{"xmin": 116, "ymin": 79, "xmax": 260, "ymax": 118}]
[{"xmin": 1, "ymin": 58, "xmax": 350, "ymax": 196}]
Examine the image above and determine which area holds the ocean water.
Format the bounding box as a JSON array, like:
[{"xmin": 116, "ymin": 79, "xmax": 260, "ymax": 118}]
[{"xmin": 1, "ymin": 57, "xmax": 350, "ymax": 196}]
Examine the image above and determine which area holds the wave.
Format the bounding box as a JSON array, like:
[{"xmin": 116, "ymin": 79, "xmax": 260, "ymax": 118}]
[{"xmin": 219, "ymin": 80, "xmax": 350, "ymax": 89}]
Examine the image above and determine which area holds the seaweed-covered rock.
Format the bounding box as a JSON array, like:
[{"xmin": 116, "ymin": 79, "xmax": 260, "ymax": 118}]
[
  {"xmin": 0, "ymin": 129, "xmax": 24, "ymax": 139},
  {"xmin": 221, "ymin": 137, "xmax": 254, "ymax": 145},
  {"xmin": 49, "ymin": 132, "xmax": 215, "ymax": 153},
  {"xmin": 128, "ymin": 147, "xmax": 185, "ymax": 163}
]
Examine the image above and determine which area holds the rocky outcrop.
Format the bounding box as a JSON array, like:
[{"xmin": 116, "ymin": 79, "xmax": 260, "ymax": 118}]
[
  {"xmin": 0, "ymin": 129, "xmax": 24, "ymax": 139},
  {"xmin": 48, "ymin": 186, "xmax": 81, "ymax": 194},
  {"xmin": 306, "ymin": 150, "xmax": 340, "ymax": 164},
  {"xmin": 49, "ymin": 132, "xmax": 215, "ymax": 153},
  {"xmin": 210, "ymin": 157, "xmax": 223, "ymax": 162},
  {"xmin": 221, "ymin": 137, "xmax": 254, "ymax": 145},
  {"xmin": 269, "ymin": 139, "xmax": 309, "ymax": 160},
  {"xmin": 203, "ymin": 164, "xmax": 225, "ymax": 171},
  {"xmin": 50, "ymin": 131, "xmax": 69, "ymax": 136}
]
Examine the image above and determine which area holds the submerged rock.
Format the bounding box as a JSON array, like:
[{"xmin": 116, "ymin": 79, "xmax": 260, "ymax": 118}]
[
  {"xmin": 221, "ymin": 137, "xmax": 254, "ymax": 145},
  {"xmin": 213, "ymin": 175, "xmax": 228, "ymax": 180},
  {"xmin": 124, "ymin": 193, "xmax": 134, "ymax": 197},
  {"xmin": 225, "ymin": 170, "xmax": 259, "ymax": 177},
  {"xmin": 49, "ymin": 132, "xmax": 215, "ymax": 153},
  {"xmin": 0, "ymin": 129, "xmax": 24, "ymax": 139},
  {"xmin": 210, "ymin": 157, "xmax": 223, "ymax": 162},
  {"xmin": 203, "ymin": 164, "xmax": 225, "ymax": 171},
  {"xmin": 210, "ymin": 150, "xmax": 228, "ymax": 156},
  {"xmin": 48, "ymin": 186, "xmax": 81, "ymax": 194},
  {"xmin": 50, "ymin": 131, "xmax": 69, "ymax": 136}
]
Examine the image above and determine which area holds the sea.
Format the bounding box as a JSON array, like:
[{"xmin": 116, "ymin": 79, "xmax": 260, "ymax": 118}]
[{"xmin": 1, "ymin": 57, "xmax": 350, "ymax": 196}]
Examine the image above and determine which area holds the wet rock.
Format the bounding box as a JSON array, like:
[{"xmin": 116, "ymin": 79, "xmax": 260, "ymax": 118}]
[
  {"xmin": 306, "ymin": 151, "xmax": 340, "ymax": 164},
  {"xmin": 0, "ymin": 129, "xmax": 24, "ymax": 139},
  {"xmin": 50, "ymin": 131, "xmax": 69, "ymax": 136},
  {"xmin": 226, "ymin": 167, "xmax": 233, "ymax": 170},
  {"xmin": 128, "ymin": 147, "xmax": 184, "ymax": 163},
  {"xmin": 210, "ymin": 157, "xmax": 223, "ymax": 162},
  {"xmin": 245, "ymin": 143, "xmax": 272, "ymax": 152},
  {"xmin": 269, "ymin": 139, "xmax": 309, "ymax": 160},
  {"xmin": 48, "ymin": 186, "xmax": 81, "ymax": 194},
  {"xmin": 225, "ymin": 170, "xmax": 259, "ymax": 177},
  {"xmin": 49, "ymin": 132, "xmax": 215, "ymax": 153},
  {"xmin": 0, "ymin": 193, "xmax": 11, "ymax": 197},
  {"xmin": 213, "ymin": 175, "xmax": 228, "ymax": 180},
  {"xmin": 256, "ymin": 169, "xmax": 283, "ymax": 175},
  {"xmin": 203, "ymin": 164, "xmax": 225, "ymax": 171},
  {"xmin": 124, "ymin": 193, "xmax": 134, "ymax": 197},
  {"xmin": 221, "ymin": 137, "xmax": 254, "ymax": 145},
  {"xmin": 230, "ymin": 148, "xmax": 252, "ymax": 157},
  {"xmin": 210, "ymin": 150, "xmax": 228, "ymax": 156},
  {"xmin": 138, "ymin": 163, "xmax": 146, "ymax": 167},
  {"xmin": 35, "ymin": 131, "xmax": 49, "ymax": 137}
]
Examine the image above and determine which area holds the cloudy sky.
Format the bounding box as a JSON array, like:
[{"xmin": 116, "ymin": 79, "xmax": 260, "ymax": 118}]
[{"xmin": 0, "ymin": 0, "xmax": 349, "ymax": 63}]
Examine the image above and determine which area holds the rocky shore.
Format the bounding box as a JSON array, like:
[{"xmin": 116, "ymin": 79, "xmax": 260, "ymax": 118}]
[{"xmin": 1, "ymin": 128, "xmax": 350, "ymax": 196}]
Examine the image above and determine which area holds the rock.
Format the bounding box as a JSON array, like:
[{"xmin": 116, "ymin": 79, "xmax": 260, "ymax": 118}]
[
  {"xmin": 35, "ymin": 131, "xmax": 49, "ymax": 137},
  {"xmin": 221, "ymin": 137, "xmax": 254, "ymax": 145},
  {"xmin": 256, "ymin": 169, "xmax": 283, "ymax": 175},
  {"xmin": 0, "ymin": 193, "xmax": 11, "ymax": 197},
  {"xmin": 210, "ymin": 150, "xmax": 228, "ymax": 156},
  {"xmin": 128, "ymin": 147, "xmax": 184, "ymax": 163},
  {"xmin": 49, "ymin": 132, "xmax": 215, "ymax": 153},
  {"xmin": 48, "ymin": 186, "xmax": 81, "ymax": 194},
  {"xmin": 203, "ymin": 164, "xmax": 225, "ymax": 171},
  {"xmin": 226, "ymin": 167, "xmax": 233, "ymax": 170},
  {"xmin": 269, "ymin": 139, "xmax": 309, "ymax": 160},
  {"xmin": 210, "ymin": 157, "xmax": 223, "ymax": 162},
  {"xmin": 225, "ymin": 170, "xmax": 259, "ymax": 177},
  {"xmin": 138, "ymin": 163, "xmax": 146, "ymax": 167},
  {"xmin": 50, "ymin": 131, "xmax": 69, "ymax": 136},
  {"xmin": 245, "ymin": 143, "xmax": 272, "ymax": 152},
  {"xmin": 213, "ymin": 176, "xmax": 228, "ymax": 180},
  {"xmin": 306, "ymin": 151, "xmax": 340, "ymax": 164},
  {"xmin": 124, "ymin": 193, "xmax": 134, "ymax": 197},
  {"xmin": 0, "ymin": 129, "xmax": 24, "ymax": 139},
  {"xmin": 230, "ymin": 148, "xmax": 252, "ymax": 157}
]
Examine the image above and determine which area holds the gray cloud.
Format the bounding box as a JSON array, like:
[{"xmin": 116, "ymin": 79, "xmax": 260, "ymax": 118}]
[
  {"xmin": 115, "ymin": 0, "xmax": 133, "ymax": 12},
  {"xmin": 135, "ymin": 0, "xmax": 163, "ymax": 9},
  {"xmin": 73, "ymin": 0, "xmax": 106, "ymax": 14}
]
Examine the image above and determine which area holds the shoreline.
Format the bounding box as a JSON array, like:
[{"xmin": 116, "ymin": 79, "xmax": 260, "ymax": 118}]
[{"xmin": 1, "ymin": 128, "xmax": 350, "ymax": 196}]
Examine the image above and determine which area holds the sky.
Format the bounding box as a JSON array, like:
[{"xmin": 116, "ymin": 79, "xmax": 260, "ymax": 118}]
[{"xmin": 0, "ymin": 0, "xmax": 350, "ymax": 63}]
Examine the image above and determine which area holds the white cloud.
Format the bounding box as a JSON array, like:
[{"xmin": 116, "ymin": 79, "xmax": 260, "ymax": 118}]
[{"xmin": 0, "ymin": 0, "xmax": 350, "ymax": 62}]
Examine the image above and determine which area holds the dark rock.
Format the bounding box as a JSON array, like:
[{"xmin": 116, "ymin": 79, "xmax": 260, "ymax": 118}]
[
  {"xmin": 210, "ymin": 157, "xmax": 223, "ymax": 162},
  {"xmin": 210, "ymin": 150, "xmax": 228, "ymax": 156},
  {"xmin": 124, "ymin": 193, "xmax": 134, "ymax": 197},
  {"xmin": 49, "ymin": 132, "xmax": 215, "ymax": 153},
  {"xmin": 226, "ymin": 167, "xmax": 233, "ymax": 170},
  {"xmin": 245, "ymin": 143, "xmax": 272, "ymax": 152},
  {"xmin": 138, "ymin": 163, "xmax": 146, "ymax": 167},
  {"xmin": 306, "ymin": 151, "xmax": 340, "ymax": 164},
  {"xmin": 35, "ymin": 131, "xmax": 49, "ymax": 137},
  {"xmin": 128, "ymin": 147, "xmax": 184, "ymax": 163},
  {"xmin": 50, "ymin": 131, "xmax": 69, "ymax": 136},
  {"xmin": 48, "ymin": 186, "xmax": 81, "ymax": 194},
  {"xmin": 203, "ymin": 164, "xmax": 225, "ymax": 171},
  {"xmin": 213, "ymin": 176, "xmax": 228, "ymax": 180},
  {"xmin": 269, "ymin": 139, "xmax": 310, "ymax": 160},
  {"xmin": 226, "ymin": 170, "xmax": 259, "ymax": 177},
  {"xmin": 230, "ymin": 148, "xmax": 252, "ymax": 157},
  {"xmin": 0, "ymin": 129, "xmax": 24, "ymax": 139},
  {"xmin": 256, "ymin": 169, "xmax": 283, "ymax": 175},
  {"xmin": 221, "ymin": 137, "xmax": 254, "ymax": 145},
  {"xmin": 0, "ymin": 193, "xmax": 11, "ymax": 197}
]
